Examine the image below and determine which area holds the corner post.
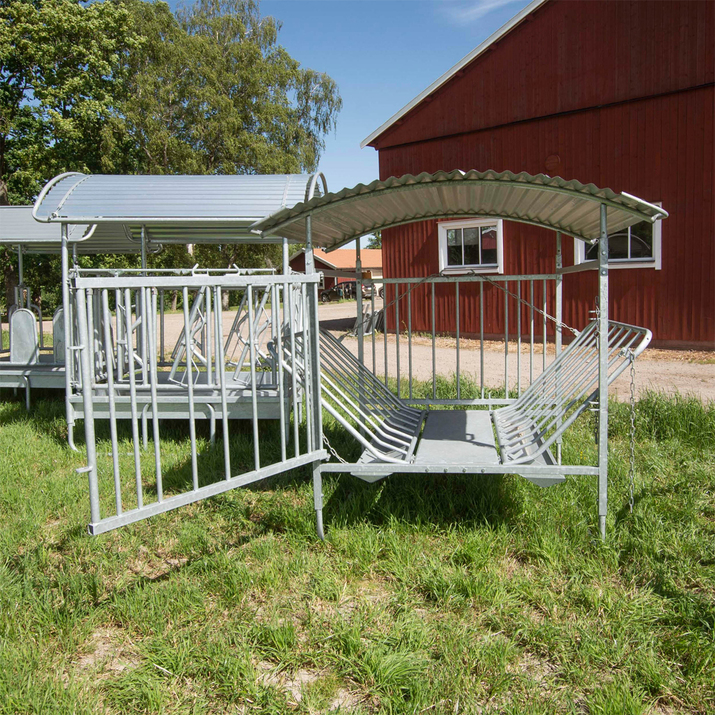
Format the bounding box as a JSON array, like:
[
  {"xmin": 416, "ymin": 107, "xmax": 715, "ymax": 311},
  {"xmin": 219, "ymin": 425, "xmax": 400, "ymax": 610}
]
[
  {"xmin": 598, "ymin": 205, "xmax": 609, "ymax": 539},
  {"xmin": 305, "ymin": 215, "xmax": 325, "ymax": 539},
  {"xmin": 555, "ymin": 232, "xmax": 563, "ymax": 464}
]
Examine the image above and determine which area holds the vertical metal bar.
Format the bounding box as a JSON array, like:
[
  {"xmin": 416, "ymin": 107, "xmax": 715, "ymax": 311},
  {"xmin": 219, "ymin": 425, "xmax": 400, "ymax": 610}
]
[
  {"xmin": 101, "ymin": 290, "xmax": 122, "ymax": 515},
  {"xmin": 160, "ymin": 289, "xmax": 165, "ymax": 364},
  {"xmin": 530, "ymin": 280, "xmax": 535, "ymax": 386},
  {"xmin": 302, "ymin": 283, "xmax": 313, "ymax": 452},
  {"xmin": 116, "ymin": 289, "xmax": 124, "ymax": 381},
  {"xmin": 431, "ymin": 282, "xmax": 436, "ymax": 400},
  {"xmin": 86, "ymin": 288, "xmax": 96, "ymax": 387},
  {"xmin": 371, "ymin": 288, "xmax": 376, "ymax": 376},
  {"xmin": 555, "ymin": 233, "xmax": 563, "ymax": 464},
  {"xmin": 407, "ymin": 286, "xmax": 413, "ymax": 400},
  {"xmin": 543, "ymin": 278, "xmax": 548, "ymax": 372},
  {"xmin": 148, "ymin": 288, "xmax": 163, "ymax": 501},
  {"xmin": 214, "ymin": 286, "xmax": 232, "ymax": 479},
  {"xmin": 75, "ymin": 287, "xmax": 100, "ymax": 525},
  {"xmin": 383, "ymin": 287, "xmax": 389, "ymax": 388},
  {"xmin": 598, "ymin": 204, "xmax": 609, "ymax": 540},
  {"xmin": 139, "ymin": 285, "xmax": 149, "ymax": 448},
  {"xmin": 479, "ymin": 281, "xmax": 484, "ymax": 399},
  {"xmin": 517, "ymin": 281, "xmax": 522, "ymax": 396},
  {"xmin": 247, "ymin": 284, "xmax": 261, "ymax": 471},
  {"xmin": 305, "ymin": 213, "xmax": 325, "ymax": 538},
  {"xmin": 356, "ymin": 241, "xmax": 363, "ymax": 368},
  {"xmin": 206, "ymin": 283, "xmax": 213, "ymax": 388},
  {"xmin": 273, "ymin": 283, "xmax": 287, "ymax": 462},
  {"xmin": 288, "ymin": 283, "xmax": 300, "ymax": 455},
  {"xmin": 395, "ymin": 283, "xmax": 400, "ymax": 398},
  {"xmin": 504, "ymin": 281, "xmax": 509, "ymax": 400},
  {"xmin": 60, "ymin": 226, "xmax": 76, "ymax": 450},
  {"xmin": 182, "ymin": 286, "xmax": 199, "ymax": 491},
  {"xmin": 356, "ymin": 242, "xmax": 366, "ymax": 427},
  {"xmin": 125, "ymin": 289, "xmax": 143, "ymax": 507},
  {"xmin": 455, "ymin": 282, "xmax": 460, "ymax": 400}
]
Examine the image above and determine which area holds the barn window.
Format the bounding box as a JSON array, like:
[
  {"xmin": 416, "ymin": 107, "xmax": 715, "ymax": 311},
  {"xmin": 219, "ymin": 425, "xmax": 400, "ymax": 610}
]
[
  {"xmin": 438, "ymin": 218, "xmax": 504, "ymax": 274},
  {"xmin": 574, "ymin": 205, "xmax": 662, "ymax": 270}
]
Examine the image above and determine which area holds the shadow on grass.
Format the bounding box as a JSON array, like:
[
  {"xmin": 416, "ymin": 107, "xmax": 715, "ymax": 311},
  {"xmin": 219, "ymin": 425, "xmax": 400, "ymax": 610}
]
[{"xmin": 323, "ymin": 471, "xmax": 522, "ymax": 533}]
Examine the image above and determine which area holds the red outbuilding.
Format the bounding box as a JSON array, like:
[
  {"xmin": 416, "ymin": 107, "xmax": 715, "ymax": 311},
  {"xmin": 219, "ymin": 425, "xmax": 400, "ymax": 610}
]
[{"xmin": 363, "ymin": 0, "xmax": 714, "ymax": 348}]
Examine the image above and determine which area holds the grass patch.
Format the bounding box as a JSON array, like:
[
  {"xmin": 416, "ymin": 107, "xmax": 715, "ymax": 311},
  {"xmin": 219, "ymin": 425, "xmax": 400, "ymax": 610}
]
[{"xmin": 0, "ymin": 388, "xmax": 713, "ymax": 712}]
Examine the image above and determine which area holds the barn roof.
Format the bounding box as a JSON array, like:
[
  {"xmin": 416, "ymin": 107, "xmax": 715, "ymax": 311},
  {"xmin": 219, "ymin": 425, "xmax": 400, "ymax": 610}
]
[
  {"xmin": 32, "ymin": 172, "xmax": 326, "ymax": 244},
  {"xmin": 252, "ymin": 170, "xmax": 668, "ymax": 250},
  {"xmin": 361, "ymin": 0, "xmax": 546, "ymax": 148}
]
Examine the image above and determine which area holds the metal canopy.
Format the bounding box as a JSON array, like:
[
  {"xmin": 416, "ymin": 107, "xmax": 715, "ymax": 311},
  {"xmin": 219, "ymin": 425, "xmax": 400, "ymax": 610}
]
[
  {"xmin": 252, "ymin": 170, "xmax": 668, "ymax": 249},
  {"xmin": 0, "ymin": 206, "xmax": 139, "ymax": 254},
  {"xmin": 32, "ymin": 172, "xmax": 325, "ymax": 244}
]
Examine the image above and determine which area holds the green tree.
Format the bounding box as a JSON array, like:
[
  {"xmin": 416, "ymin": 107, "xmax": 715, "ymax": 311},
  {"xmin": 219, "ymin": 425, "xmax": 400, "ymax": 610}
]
[
  {"xmin": 119, "ymin": 0, "xmax": 342, "ymax": 176},
  {"xmin": 0, "ymin": 0, "xmax": 342, "ymax": 309},
  {"xmin": 0, "ymin": 0, "xmax": 140, "ymax": 204},
  {"xmin": 366, "ymin": 230, "xmax": 382, "ymax": 249}
]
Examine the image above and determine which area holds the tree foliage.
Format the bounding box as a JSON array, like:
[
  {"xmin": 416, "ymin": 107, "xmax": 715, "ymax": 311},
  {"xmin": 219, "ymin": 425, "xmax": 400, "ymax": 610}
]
[
  {"xmin": 0, "ymin": 0, "xmax": 342, "ymax": 309},
  {"xmin": 366, "ymin": 230, "xmax": 382, "ymax": 249}
]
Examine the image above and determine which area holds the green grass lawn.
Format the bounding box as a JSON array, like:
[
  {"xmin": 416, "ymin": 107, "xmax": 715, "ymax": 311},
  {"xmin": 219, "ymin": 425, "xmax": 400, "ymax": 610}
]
[{"xmin": 0, "ymin": 389, "xmax": 713, "ymax": 714}]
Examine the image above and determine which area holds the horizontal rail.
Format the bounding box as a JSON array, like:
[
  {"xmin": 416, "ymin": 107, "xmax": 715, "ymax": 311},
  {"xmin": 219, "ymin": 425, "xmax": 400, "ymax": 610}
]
[
  {"xmin": 88, "ymin": 450, "xmax": 327, "ymax": 535},
  {"xmin": 74, "ymin": 274, "xmax": 320, "ymax": 290}
]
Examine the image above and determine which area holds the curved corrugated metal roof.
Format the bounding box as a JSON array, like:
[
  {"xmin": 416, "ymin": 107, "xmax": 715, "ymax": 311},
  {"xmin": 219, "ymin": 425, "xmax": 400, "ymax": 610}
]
[
  {"xmin": 33, "ymin": 173, "xmax": 324, "ymax": 236},
  {"xmin": 0, "ymin": 206, "xmax": 140, "ymax": 254},
  {"xmin": 252, "ymin": 170, "xmax": 668, "ymax": 249}
]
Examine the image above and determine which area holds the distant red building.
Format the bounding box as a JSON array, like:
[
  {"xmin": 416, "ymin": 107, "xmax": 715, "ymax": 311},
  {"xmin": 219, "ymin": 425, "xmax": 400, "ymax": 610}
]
[
  {"xmin": 290, "ymin": 248, "xmax": 383, "ymax": 290},
  {"xmin": 363, "ymin": 0, "xmax": 714, "ymax": 348}
]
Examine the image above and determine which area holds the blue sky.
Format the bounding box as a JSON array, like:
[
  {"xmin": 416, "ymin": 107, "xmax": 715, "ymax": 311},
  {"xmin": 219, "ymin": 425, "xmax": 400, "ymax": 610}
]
[{"xmin": 259, "ymin": 0, "xmax": 533, "ymax": 192}]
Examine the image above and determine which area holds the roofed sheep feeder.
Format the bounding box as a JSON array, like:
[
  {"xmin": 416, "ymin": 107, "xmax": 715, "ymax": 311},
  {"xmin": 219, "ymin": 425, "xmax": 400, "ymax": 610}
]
[
  {"xmin": 31, "ymin": 172, "xmax": 329, "ymax": 531},
  {"xmin": 253, "ymin": 170, "xmax": 667, "ymax": 540}
]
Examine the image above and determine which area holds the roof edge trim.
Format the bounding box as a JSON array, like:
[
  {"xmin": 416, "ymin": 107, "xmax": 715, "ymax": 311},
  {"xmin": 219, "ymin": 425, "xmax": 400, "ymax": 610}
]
[
  {"xmin": 360, "ymin": 0, "xmax": 547, "ymax": 149},
  {"xmin": 32, "ymin": 172, "xmax": 86, "ymax": 222}
]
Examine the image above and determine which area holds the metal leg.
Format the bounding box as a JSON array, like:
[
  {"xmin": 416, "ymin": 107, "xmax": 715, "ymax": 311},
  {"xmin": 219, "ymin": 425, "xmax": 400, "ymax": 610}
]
[{"xmin": 313, "ymin": 464, "xmax": 324, "ymax": 540}]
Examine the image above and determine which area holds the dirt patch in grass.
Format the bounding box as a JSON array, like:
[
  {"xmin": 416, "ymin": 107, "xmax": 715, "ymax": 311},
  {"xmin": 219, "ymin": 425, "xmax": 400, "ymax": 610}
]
[
  {"xmin": 127, "ymin": 545, "xmax": 188, "ymax": 581},
  {"xmin": 75, "ymin": 626, "xmax": 140, "ymax": 676}
]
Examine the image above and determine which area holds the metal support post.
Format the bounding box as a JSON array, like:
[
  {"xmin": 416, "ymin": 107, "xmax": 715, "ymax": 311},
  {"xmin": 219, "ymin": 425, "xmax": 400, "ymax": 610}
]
[
  {"xmin": 305, "ymin": 215, "xmax": 325, "ymax": 539},
  {"xmin": 598, "ymin": 206, "xmax": 609, "ymax": 539},
  {"xmin": 555, "ymin": 232, "xmax": 563, "ymax": 464}
]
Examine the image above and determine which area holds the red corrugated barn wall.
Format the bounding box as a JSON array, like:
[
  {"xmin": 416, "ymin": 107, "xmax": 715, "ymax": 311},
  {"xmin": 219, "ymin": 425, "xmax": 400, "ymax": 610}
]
[{"xmin": 371, "ymin": 0, "xmax": 714, "ymax": 348}]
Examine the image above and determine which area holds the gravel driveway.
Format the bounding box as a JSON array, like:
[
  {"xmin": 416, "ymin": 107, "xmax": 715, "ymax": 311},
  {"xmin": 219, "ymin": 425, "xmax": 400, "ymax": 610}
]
[{"xmin": 152, "ymin": 299, "xmax": 714, "ymax": 402}]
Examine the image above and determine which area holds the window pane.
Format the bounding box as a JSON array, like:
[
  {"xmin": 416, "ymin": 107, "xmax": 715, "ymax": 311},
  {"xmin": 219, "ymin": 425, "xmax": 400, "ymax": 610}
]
[
  {"xmin": 447, "ymin": 246, "xmax": 463, "ymax": 266},
  {"xmin": 446, "ymin": 228, "xmax": 462, "ymax": 266},
  {"xmin": 481, "ymin": 226, "xmax": 498, "ymax": 264},
  {"xmin": 463, "ymin": 227, "xmax": 479, "ymax": 264},
  {"xmin": 608, "ymin": 231, "xmax": 630, "ymax": 260},
  {"xmin": 585, "ymin": 241, "xmax": 598, "ymax": 261},
  {"xmin": 629, "ymin": 221, "xmax": 653, "ymax": 258}
]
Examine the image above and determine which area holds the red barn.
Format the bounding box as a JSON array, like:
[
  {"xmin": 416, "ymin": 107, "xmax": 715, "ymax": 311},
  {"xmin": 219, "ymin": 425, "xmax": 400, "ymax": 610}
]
[{"xmin": 362, "ymin": 0, "xmax": 714, "ymax": 348}]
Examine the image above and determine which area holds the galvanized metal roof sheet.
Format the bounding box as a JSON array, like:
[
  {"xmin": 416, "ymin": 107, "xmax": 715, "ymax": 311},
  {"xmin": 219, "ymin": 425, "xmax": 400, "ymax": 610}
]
[
  {"xmin": 252, "ymin": 170, "xmax": 668, "ymax": 248},
  {"xmin": 33, "ymin": 173, "xmax": 324, "ymax": 235},
  {"xmin": 0, "ymin": 206, "xmax": 139, "ymax": 254}
]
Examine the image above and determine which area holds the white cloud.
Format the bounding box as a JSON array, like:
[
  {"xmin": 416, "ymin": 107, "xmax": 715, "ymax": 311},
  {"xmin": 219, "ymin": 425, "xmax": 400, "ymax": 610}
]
[{"xmin": 442, "ymin": 0, "xmax": 527, "ymax": 24}]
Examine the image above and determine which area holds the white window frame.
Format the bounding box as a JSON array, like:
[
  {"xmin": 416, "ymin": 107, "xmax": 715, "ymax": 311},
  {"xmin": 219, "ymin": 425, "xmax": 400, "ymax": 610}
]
[
  {"xmin": 438, "ymin": 218, "xmax": 504, "ymax": 274},
  {"xmin": 574, "ymin": 203, "xmax": 663, "ymax": 270}
]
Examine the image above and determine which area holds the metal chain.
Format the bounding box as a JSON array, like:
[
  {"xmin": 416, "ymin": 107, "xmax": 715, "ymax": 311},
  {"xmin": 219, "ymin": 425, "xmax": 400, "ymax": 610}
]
[
  {"xmin": 482, "ymin": 274, "xmax": 579, "ymax": 336},
  {"xmin": 323, "ymin": 433, "xmax": 347, "ymax": 464},
  {"xmin": 628, "ymin": 351, "xmax": 637, "ymax": 513}
]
